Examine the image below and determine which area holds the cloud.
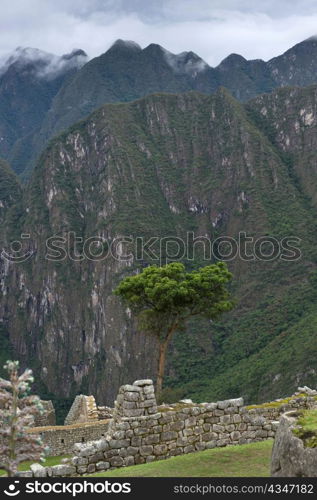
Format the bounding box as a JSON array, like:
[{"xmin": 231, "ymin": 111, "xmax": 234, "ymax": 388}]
[{"xmin": 0, "ymin": 0, "xmax": 317, "ymax": 66}]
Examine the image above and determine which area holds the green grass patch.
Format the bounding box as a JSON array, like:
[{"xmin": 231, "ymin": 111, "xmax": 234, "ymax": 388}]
[
  {"xmin": 293, "ymin": 409, "xmax": 317, "ymax": 448},
  {"xmin": 91, "ymin": 440, "xmax": 273, "ymax": 477},
  {"xmin": 0, "ymin": 455, "xmax": 69, "ymax": 477},
  {"xmin": 245, "ymin": 394, "xmax": 313, "ymax": 410}
]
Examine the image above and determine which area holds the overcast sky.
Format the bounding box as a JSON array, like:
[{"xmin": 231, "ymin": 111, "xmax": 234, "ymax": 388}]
[{"xmin": 1, "ymin": 0, "xmax": 317, "ymax": 66}]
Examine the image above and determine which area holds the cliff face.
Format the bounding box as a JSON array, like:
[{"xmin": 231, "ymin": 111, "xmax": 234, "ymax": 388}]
[{"xmin": 1, "ymin": 89, "xmax": 317, "ymax": 408}]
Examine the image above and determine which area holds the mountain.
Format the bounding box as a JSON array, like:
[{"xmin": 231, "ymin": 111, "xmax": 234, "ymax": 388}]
[
  {"xmin": 0, "ymin": 158, "xmax": 21, "ymax": 231},
  {"xmin": 1, "ymin": 88, "xmax": 317, "ymax": 417},
  {"xmin": 0, "ymin": 47, "xmax": 88, "ymax": 175},
  {"xmin": 5, "ymin": 36, "xmax": 317, "ymax": 177}
]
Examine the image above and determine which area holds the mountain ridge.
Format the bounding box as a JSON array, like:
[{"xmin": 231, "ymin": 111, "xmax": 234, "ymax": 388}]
[
  {"xmin": 3, "ymin": 36, "xmax": 317, "ymax": 177},
  {"xmin": 1, "ymin": 86, "xmax": 317, "ymax": 411}
]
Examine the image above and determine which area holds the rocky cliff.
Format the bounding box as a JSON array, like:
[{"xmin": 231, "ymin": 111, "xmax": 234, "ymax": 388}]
[{"xmin": 1, "ymin": 88, "xmax": 317, "ymax": 412}]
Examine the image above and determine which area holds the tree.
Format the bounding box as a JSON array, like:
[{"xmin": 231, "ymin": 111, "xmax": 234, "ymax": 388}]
[
  {"xmin": 0, "ymin": 360, "xmax": 47, "ymax": 477},
  {"xmin": 114, "ymin": 262, "xmax": 233, "ymax": 398}
]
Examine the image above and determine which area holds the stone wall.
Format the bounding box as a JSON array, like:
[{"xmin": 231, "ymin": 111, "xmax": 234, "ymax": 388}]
[
  {"xmin": 27, "ymin": 421, "xmax": 110, "ymax": 457},
  {"xmin": 22, "ymin": 382, "xmax": 316, "ymax": 477},
  {"xmin": 271, "ymin": 411, "xmax": 317, "ymax": 477},
  {"xmin": 33, "ymin": 400, "xmax": 56, "ymax": 427},
  {"xmin": 64, "ymin": 395, "xmax": 99, "ymax": 425}
]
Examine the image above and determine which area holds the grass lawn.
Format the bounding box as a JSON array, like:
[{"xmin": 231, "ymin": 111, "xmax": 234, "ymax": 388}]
[
  {"xmin": 92, "ymin": 440, "xmax": 273, "ymax": 477},
  {"xmin": 0, "ymin": 455, "xmax": 69, "ymax": 477},
  {"xmin": 294, "ymin": 409, "xmax": 317, "ymax": 447}
]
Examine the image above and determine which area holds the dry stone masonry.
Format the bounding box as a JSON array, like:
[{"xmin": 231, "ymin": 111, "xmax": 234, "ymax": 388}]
[
  {"xmin": 33, "ymin": 400, "xmax": 56, "ymax": 427},
  {"xmin": 27, "ymin": 421, "xmax": 110, "ymax": 457},
  {"xmin": 64, "ymin": 395, "xmax": 99, "ymax": 425},
  {"xmin": 22, "ymin": 382, "xmax": 316, "ymax": 477},
  {"xmin": 271, "ymin": 411, "xmax": 317, "ymax": 477}
]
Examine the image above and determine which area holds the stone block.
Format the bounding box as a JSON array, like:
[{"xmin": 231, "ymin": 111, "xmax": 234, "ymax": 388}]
[
  {"xmin": 110, "ymin": 456, "xmax": 124, "ymax": 467},
  {"xmin": 220, "ymin": 415, "xmax": 232, "ymax": 424},
  {"xmin": 161, "ymin": 431, "xmax": 178, "ymax": 441},
  {"xmin": 205, "ymin": 403, "xmax": 217, "ymax": 411},
  {"xmin": 127, "ymin": 446, "xmax": 139, "ymax": 455},
  {"xmin": 30, "ymin": 464, "xmax": 47, "ymax": 477},
  {"xmin": 153, "ymin": 444, "xmax": 168, "ymax": 455},
  {"xmin": 95, "ymin": 440, "xmax": 110, "ymax": 452},
  {"xmin": 144, "ymin": 386, "xmax": 155, "ymax": 395},
  {"xmin": 255, "ymin": 429, "xmax": 268, "ymax": 438},
  {"xmin": 217, "ymin": 439, "xmax": 229, "ymax": 447},
  {"xmin": 116, "ymin": 422, "xmax": 130, "ymax": 430},
  {"xmin": 88, "ymin": 452, "xmax": 104, "ymax": 464},
  {"xmin": 51, "ymin": 465, "xmax": 76, "ymax": 477},
  {"xmin": 170, "ymin": 421, "xmax": 185, "ymax": 432},
  {"xmin": 224, "ymin": 407, "xmax": 236, "ymax": 415},
  {"xmin": 122, "ymin": 401, "xmax": 137, "ymax": 409},
  {"xmin": 72, "ymin": 456, "xmax": 88, "ymax": 466},
  {"xmin": 146, "ymin": 455, "xmax": 155, "ymax": 463},
  {"xmin": 124, "ymin": 392, "xmax": 140, "ymax": 402},
  {"xmin": 143, "ymin": 434, "xmax": 160, "ymax": 445},
  {"xmin": 169, "ymin": 447, "xmax": 183, "ymax": 456},
  {"xmin": 140, "ymin": 445, "xmax": 154, "ymax": 456},
  {"xmin": 133, "ymin": 379, "xmax": 153, "ymax": 386},
  {"xmin": 233, "ymin": 414, "xmax": 242, "ymax": 424},
  {"xmin": 133, "ymin": 427, "xmax": 149, "ymax": 436},
  {"xmin": 131, "ymin": 437, "xmax": 142, "ymax": 447},
  {"xmin": 122, "ymin": 456, "xmax": 133, "ymax": 467},
  {"xmin": 230, "ymin": 398, "xmax": 244, "ymax": 407},
  {"xmin": 177, "ymin": 437, "xmax": 189, "ymax": 447},
  {"xmin": 205, "ymin": 441, "xmax": 217, "ymax": 449},
  {"xmin": 77, "ymin": 466, "xmax": 88, "ymax": 474},
  {"xmin": 217, "ymin": 400, "xmax": 231, "ymax": 410},
  {"xmin": 147, "ymin": 407, "xmax": 158, "ymax": 415},
  {"xmin": 135, "ymin": 455, "xmax": 146, "ymax": 465},
  {"xmin": 96, "ymin": 461, "xmax": 110, "ymax": 471},
  {"xmin": 213, "ymin": 424, "xmax": 224, "ymax": 433},
  {"xmin": 86, "ymin": 464, "xmax": 96, "ymax": 474},
  {"xmin": 195, "ymin": 442, "xmax": 206, "ymax": 451},
  {"xmin": 184, "ymin": 445, "xmax": 195, "ymax": 454},
  {"xmin": 109, "ymin": 439, "xmax": 130, "ymax": 449},
  {"xmin": 121, "ymin": 385, "xmax": 141, "ymax": 392}
]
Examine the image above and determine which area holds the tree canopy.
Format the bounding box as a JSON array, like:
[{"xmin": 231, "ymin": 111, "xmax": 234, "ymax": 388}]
[{"xmin": 115, "ymin": 262, "xmax": 233, "ymax": 396}]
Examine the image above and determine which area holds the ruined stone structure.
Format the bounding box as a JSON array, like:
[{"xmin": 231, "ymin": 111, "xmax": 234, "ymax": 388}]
[
  {"xmin": 33, "ymin": 400, "xmax": 56, "ymax": 427},
  {"xmin": 21, "ymin": 381, "xmax": 316, "ymax": 477},
  {"xmin": 27, "ymin": 421, "xmax": 110, "ymax": 457},
  {"xmin": 271, "ymin": 411, "xmax": 317, "ymax": 477},
  {"xmin": 64, "ymin": 395, "xmax": 99, "ymax": 425}
]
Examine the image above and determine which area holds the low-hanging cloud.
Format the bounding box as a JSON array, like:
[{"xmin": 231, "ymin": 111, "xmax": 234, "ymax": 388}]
[{"xmin": 1, "ymin": 0, "xmax": 317, "ymax": 66}]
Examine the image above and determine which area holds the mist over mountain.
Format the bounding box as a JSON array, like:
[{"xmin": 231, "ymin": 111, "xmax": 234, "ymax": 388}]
[{"xmin": 3, "ymin": 37, "xmax": 317, "ymax": 177}]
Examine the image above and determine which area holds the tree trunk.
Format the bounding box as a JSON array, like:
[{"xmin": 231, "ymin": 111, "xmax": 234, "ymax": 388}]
[
  {"xmin": 156, "ymin": 340, "xmax": 168, "ymax": 401},
  {"xmin": 156, "ymin": 325, "xmax": 177, "ymax": 401}
]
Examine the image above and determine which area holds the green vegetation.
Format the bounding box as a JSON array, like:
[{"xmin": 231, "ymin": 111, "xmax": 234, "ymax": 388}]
[
  {"xmin": 2, "ymin": 87, "xmax": 317, "ymax": 408},
  {"xmin": 91, "ymin": 441, "xmax": 273, "ymax": 477},
  {"xmin": 293, "ymin": 409, "xmax": 317, "ymax": 448},
  {"xmin": 0, "ymin": 456, "xmax": 69, "ymax": 477},
  {"xmin": 115, "ymin": 262, "xmax": 233, "ymax": 397},
  {"xmin": 245, "ymin": 394, "xmax": 314, "ymax": 410}
]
